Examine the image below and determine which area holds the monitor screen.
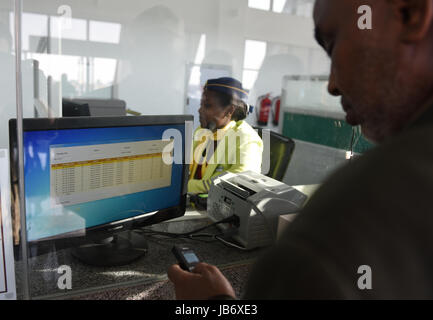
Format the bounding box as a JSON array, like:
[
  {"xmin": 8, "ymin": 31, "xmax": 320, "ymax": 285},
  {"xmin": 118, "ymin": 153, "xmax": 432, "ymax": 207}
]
[
  {"xmin": 12, "ymin": 116, "xmax": 190, "ymax": 243},
  {"xmin": 62, "ymin": 98, "xmax": 127, "ymax": 117}
]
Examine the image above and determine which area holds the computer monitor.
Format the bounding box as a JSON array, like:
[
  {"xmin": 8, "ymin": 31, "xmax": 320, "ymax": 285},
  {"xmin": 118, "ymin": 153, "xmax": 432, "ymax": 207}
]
[
  {"xmin": 9, "ymin": 115, "xmax": 192, "ymax": 266},
  {"xmin": 62, "ymin": 98, "xmax": 126, "ymax": 117},
  {"xmin": 62, "ymin": 99, "xmax": 90, "ymax": 117}
]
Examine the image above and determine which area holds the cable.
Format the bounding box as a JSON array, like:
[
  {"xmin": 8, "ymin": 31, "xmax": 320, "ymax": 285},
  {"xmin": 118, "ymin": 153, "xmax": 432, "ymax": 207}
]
[
  {"xmin": 189, "ymin": 233, "xmax": 220, "ymax": 239},
  {"xmin": 215, "ymin": 235, "xmax": 249, "ymax": 251},
  {"xmin": 138, "ymin": 215, "xmax": 246, "ymax": 248},
  {"xmin": 144, "ymin": 232, "xmax": 221, "ymax": 243},
  {"xmin": 140, "ymin": 216, "xmax": 236, "ymax": 238},
  {"xmin": 139, "ymin": 216, "xmax": 250, "ymax": 250},
  {"xmin": 349, "ymin": 126, "xmax": 362, "ymax": 162},
  {"xmin": 138, "ymin": 215, "xmax": 239, "ymax": 239}
]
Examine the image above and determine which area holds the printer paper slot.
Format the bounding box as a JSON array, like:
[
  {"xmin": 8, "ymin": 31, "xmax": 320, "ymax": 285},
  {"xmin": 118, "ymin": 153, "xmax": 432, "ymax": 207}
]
[{"xmin": 219, "ymin": 180, "xmax": 256, "ymax": 199}]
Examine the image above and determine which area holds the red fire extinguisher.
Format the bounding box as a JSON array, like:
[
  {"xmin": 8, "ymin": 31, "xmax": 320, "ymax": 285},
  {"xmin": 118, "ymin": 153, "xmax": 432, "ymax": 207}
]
[
  {"xmin": 256, "ymin": 94, "xmax": 272, "ymax": 126},
  {"xmin": 272, "ymin": 96, "xmax": 281, "ymax": 126}
]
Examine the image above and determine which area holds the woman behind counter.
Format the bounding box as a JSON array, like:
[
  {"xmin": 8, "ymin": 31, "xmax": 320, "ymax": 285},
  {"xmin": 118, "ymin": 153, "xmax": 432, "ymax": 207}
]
[{"xmin": 188, "ymin": 77, "xmax": 263, "ymax": 194}]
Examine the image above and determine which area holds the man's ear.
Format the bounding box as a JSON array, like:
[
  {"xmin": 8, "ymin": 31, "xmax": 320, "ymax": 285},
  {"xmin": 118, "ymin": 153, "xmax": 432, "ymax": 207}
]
[{"xmin": 392, "ymin": 0, "xmax": 433, "ymax": 42}]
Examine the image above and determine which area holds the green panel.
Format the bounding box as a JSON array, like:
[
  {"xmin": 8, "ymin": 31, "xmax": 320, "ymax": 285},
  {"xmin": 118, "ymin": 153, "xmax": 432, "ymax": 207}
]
[{"xmin": 282, "ymin": 112, "xmax": 374, "ymax": 153}]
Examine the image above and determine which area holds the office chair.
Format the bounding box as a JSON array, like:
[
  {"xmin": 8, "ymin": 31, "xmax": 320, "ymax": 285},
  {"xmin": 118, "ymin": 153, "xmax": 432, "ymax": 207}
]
[{"xmin": 254, "ymin": 127, "xmax": 296, "ymax": 182}]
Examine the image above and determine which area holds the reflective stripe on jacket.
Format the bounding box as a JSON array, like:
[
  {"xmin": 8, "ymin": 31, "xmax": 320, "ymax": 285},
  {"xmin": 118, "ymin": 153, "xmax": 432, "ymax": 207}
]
[{"xmin": 187, "ymin": 120, "xmax": 263, "ymax": 194}]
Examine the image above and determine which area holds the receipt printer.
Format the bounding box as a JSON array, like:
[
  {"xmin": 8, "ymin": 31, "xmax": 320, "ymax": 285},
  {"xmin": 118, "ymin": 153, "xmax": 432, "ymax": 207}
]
[{"xmin": 207, "ymin": 171, "xmax": 307, "ymax": 250}]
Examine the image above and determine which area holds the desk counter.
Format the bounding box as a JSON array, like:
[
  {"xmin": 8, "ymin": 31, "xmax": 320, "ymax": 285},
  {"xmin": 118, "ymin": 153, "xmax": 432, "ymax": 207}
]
[{"xmin": 15, "ymin": 185, "xmax": 318, "ymax": 300}]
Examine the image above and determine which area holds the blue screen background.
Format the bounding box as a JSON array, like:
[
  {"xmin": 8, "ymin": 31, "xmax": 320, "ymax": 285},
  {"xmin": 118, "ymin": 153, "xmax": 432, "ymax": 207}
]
[{"xmin": 23, "ymin": 124, "xmax": 185, "ymax": 241}]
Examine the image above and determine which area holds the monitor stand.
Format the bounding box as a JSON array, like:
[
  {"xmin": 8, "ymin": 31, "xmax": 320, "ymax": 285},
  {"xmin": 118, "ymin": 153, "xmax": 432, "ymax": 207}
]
[{"xmin": 71, "ymin": 230, "xmax": 148, "ymax": 267}]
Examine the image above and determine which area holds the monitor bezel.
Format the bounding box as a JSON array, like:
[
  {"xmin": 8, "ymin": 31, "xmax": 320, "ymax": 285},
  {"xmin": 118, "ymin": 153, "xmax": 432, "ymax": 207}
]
[{"xmin": 9, "ymin": 115, "xmax": 192, "ymax": 252}]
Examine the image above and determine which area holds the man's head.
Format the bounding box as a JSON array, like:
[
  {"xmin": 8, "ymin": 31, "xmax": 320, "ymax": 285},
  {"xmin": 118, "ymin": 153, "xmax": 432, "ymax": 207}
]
[{"xmin": 314, "ymin": 0, "xmax": 433, "ymax": 142}]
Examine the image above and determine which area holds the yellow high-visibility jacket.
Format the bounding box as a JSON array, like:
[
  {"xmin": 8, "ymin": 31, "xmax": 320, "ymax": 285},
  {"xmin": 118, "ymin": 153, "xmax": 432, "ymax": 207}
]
[{"xmin": 188, "ymin": 120, "xmax": 263, "ymax": 194}]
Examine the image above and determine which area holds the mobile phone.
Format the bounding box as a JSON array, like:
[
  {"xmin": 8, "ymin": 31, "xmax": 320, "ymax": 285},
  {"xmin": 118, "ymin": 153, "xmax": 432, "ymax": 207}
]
[{"xmin": 172, "ymin": 245, "xmax": 200, "ymax": 272}]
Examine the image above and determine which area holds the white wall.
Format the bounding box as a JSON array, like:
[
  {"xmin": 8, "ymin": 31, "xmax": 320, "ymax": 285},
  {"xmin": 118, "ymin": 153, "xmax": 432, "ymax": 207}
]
[{"xmin": 2, "ymin": 0, "xmax": 324, "ymax": 120}]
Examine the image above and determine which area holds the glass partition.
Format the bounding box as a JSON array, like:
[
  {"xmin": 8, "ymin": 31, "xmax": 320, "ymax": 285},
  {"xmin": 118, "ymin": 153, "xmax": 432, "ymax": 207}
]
[
  {"xmin": 0, "ymin": 0, "xmax": 18, "ymax": 149},
  {"xmin": 280, "ymin": 75, "xmax": 374, "ymax": 185},
  {"xmin": 0, "ymin": 0, "xmax": 24, "ymax": 300},
  {"xmin": 3, "ymin": 0, "xmax": 373, "ymax": 299}
]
